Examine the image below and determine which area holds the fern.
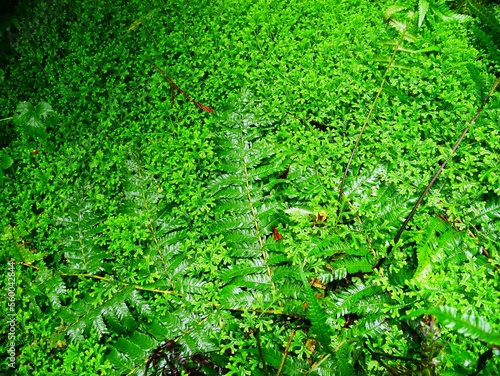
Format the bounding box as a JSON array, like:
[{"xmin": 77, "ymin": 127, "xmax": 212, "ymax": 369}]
[
  {"xmin": 294, "ymin": 264, "xmax": 332, "ymax": 353},
  {"xmin": 330, "ymin": 283, "xmax": 384, "ymax": 318},
  {"xmin": 411, "ymin": 216, "xmax": 472, "ymax": 282},
  {"xmin": 471, "ymin": 25, "xmax": 500, "ymax": 68},
  {"xmin": 208, "ymin": 94, "xmax": 294, "ymax": 313},
  {"xmin": 410, "ymin": 306, "xmax": 500, "ymax": 346},
  {"xmin": 264, "ymin": 346, "xmax": 310, "ymax": 376},
  {"xmin": 35, "ymin": 269, "xmax": 67, "ymax": 310},
  {"xmin": 121, "ymin": 155, "xmax": 187, "ymax": 283},
  {"xmin": 57, "ymin": 193, "xmax": 106, "ymax": 274},
  {"xmin": 418, "ymin": 0, "xmax": 431, "ymax": 28},
  {"xmin": 467, "ymin": 0, "xmax": 500, "ymax": 43},
  {"xmin": 466, "ymin": 62, "xmax": 487, "ymax": 105},
  {"xmin": 469, "ymin": 196, "xmax": 500, "ymax": 253}
]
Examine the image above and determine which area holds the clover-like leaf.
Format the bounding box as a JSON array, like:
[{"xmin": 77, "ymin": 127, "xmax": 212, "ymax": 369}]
[
  {"xmin": 13, "ymin": 101, "xmax": 55, "ymax": 140},
  {"xmin": 0, "ymin": 152, "xmax": 13, "ymax": 170}
]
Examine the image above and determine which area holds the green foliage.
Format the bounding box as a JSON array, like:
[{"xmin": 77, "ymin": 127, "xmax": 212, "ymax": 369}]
[
  {"xmin": 13, "ymin": 101, "xmax": 57, "ymax": 141},
  {"xmin": 0, "ymin": 151, "xmax": 13, "ymax": 185},
  {"xmin": 409, "ymin": 306, "xmax": 500, "ymax": 346},
  {"xmin": 1, "ymin": 0, "xmax": 500, "ymax": 375}
]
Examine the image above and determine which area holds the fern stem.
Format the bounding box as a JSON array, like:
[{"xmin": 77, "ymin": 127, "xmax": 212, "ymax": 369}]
[
  {"xmin": 59, "ymin": 272, "xmax": 175, "ymax": 294},
  {"xmin": 337, "ymin": 31, "xmax": 406, "ymax": 208},
  {"xmin": 377, "ymin": 76, "xmax": 500, "ymax": 269},
  {"xmin": 0, "ymin": 117, "xmax": 13, "ymax": 122},
  {"xmin": 307, "ymin": 354, "xmax": 331, "ymax": 375},
  {"xmin": 19, "ymin": 261, "xmax": 40, "ymax": 270},
  {"xmin": 276, "ymin": 329, "xmax": 296, "ymax": 376}
]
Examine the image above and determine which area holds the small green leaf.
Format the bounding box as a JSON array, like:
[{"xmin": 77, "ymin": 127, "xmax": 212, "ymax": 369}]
[{"xmin": 1, "ymin": 153, "xmax": 13, "ymax": 169}]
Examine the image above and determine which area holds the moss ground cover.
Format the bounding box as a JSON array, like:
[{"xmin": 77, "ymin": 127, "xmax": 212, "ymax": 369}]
[{"xmin": 1, "ymin": 0, "xmax": 500, "ymax": 374}]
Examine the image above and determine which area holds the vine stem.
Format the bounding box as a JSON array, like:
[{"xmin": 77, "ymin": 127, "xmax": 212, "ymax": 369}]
[
  {"xmin": 376, "ymin": 76, "xmax": 500, "ymax": 269},
  {"xmin": 0, "ymin": 117, "xmax": 13, "ymax": 122},
  {"xmin": 337, "ymin": 30, "xmax": 406, "ymax": 208}
]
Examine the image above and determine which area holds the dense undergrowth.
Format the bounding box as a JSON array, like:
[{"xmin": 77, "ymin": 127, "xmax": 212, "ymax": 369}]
[{"xmin": 1, "ymin": 0, "xmax": 500, "ymax": 375}]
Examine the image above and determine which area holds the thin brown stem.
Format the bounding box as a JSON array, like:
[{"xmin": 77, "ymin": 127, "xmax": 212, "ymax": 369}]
[
  {"xmin": 338, "ymin": 31, "xmax": 406, "ymax": 208},
  {"xmin": 376, "ymin": 76, "xmax": 500, "ymax": 269},
  {"xmin": 276, "ymin": 329, "xmax": 296, "ymax": 376},
  {"xmin": 149, "ymin": 62, "xmax": 214, "ymax": 113}
]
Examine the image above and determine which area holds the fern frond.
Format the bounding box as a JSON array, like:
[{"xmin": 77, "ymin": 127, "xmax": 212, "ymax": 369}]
[
  {"xmin": 121, "ymin": 155, "xmax": 189, "ymax": 285},
  {"xmin": 298, "ymin": 266, "xmax": 334, "ymax": 351},
  {"xmin": 107, "ymin": 345, "xmax": 135, "ymax": 374},
  {"xmin": 329, "ymin": 256, "xmax": 375, "ymax": 280},
  {"xmin": 61, "ymin": 286, "xmax": 152, "ymax": 343},
  {"xmin": 471, "ymin": 26, "xmax": 500, "ymax": 67},
  {"xmin": 429, "ymin": 0, "xmax": 468, "ymax": 22},
  {"xmin": 357, "ymin": 182, "xmax": 417, "ymax": 242},
  {"xmin": 36, "ymin": 271, "xmax": 67, "ymax": 310},
  {"xmin": 467, "ymin": 0, "xmax": 500, "ymax": 43},
  {"xmin": 412, "ymin": 217, "xmax": 471, "ymax": 282},
  {"xmin": 434, "ymin": 306, "xmax": 500, "ymax": 345},
  {"xmin": 310, "ymin": 236, "xmax": 353, "ymax": 258},
  {"xmin": 331, "ymin": 283, "xmax": 384, "ymax": 317},
  {"xmin": 57, "ymin": 196, "xmax": 106, "ymax": 274},
  {"xmin": 466, "ymin": 63, "xmax": 487, "ymax": 105},
  {"xmin": 470, "ymin": 196, "xmax": 500, "ymax": 224},
  {"xmin": 207, "ymin": 95, "xmax": 292, "ymax": 309},
  {"xmin": 351, "ymin": 316, "xmax": 391, "ymax": 339},
  {"xmin": 111, "ymin": 331, "xmax": 157, "ymax": 368},
  {"xmin": 344, "ymin": 164, "xmax": 387, "ymax": 198},
  {"xmin": 469, "ymin": 196, "xmax": 500, "ymax": 252},
  {"xmin": 418, "ymin": 0, "xmax": 430, "ymax": 28}
]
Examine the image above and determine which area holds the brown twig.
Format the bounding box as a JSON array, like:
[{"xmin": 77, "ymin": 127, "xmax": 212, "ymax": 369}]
[
  {"xmin": 276, "ymin": 329, "xmax": 296, "ymax": 376},
  {"xmin": 149, "ymin": 62, "xmax": 214, "ymax": 113}
]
